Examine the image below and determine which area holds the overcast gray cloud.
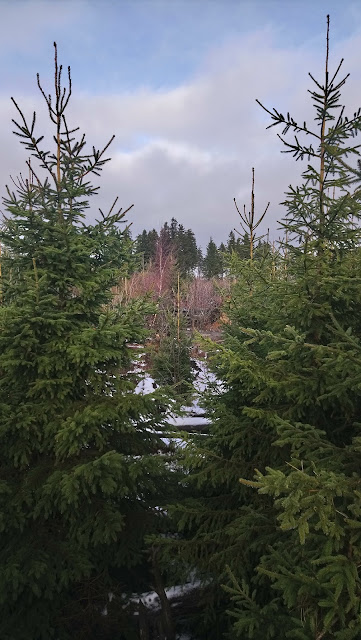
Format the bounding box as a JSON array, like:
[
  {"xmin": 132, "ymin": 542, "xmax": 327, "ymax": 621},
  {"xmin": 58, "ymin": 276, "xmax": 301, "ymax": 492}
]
[{"xmin": 1, "ymin": 15, "xmax": 361, "ymax": 247}]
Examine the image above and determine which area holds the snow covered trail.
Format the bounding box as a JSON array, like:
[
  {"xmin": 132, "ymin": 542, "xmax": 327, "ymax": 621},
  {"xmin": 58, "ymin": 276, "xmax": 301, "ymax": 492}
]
[{"xmin": 133, "ymin": 357, "xmax": 222, "ymax": 435}]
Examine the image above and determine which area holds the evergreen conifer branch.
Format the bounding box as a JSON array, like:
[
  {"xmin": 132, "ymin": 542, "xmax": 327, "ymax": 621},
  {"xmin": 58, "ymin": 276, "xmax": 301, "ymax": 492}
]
[
  {"xmin": 234, "ymin": 168, "xmax": 270, "ymax": 262},
  {"xmin": 0, "ymin": 43, "xmax": 176, "ymax": 638},
  {"xmin": 163, "ymin": 15, "xmax": 361, "ymax": 639}
]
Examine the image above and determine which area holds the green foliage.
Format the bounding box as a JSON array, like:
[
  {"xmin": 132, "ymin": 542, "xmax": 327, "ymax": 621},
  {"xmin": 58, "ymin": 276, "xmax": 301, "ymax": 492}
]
[
  {"xmin": 135, "ymin": 228, "xmax": 159, "ymax": 268},
  {"xmin": 178, "ymin": 226, "xmax": 199, "ymax": 278},
  {"xmin": 226, "ymin": 230, "xmax": 262, "ymax": 261},
  {"xmin": 0, "ymin": 45, "xmax": 174, "ymax": 639},
  {"xmin": 151, "ymin": 312, "xmax": 194, "ymax": 400},
  {"xmin": 203, "ymin": 237, "xmax": 223, "ymax": 278},
  {"xmin": 235, "ymin": 17, "xmax": 361, "ymax": 640},
  {"xmin": 135, "ymin": 217, "xmax": 201, "ymax": 277},
  {"xmin": 158, "ymin": 17, "xmax": 361, "ymax": 640}
]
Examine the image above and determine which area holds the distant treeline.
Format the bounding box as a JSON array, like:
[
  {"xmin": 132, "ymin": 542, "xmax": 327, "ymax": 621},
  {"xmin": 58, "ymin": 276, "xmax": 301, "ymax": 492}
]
[{"xmin": 133, "ymin": 217, "xmax": 270, "ymax": 278}]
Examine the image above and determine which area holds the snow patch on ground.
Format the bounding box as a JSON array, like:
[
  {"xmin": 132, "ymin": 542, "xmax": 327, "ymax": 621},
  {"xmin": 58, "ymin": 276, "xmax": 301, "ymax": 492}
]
[
  {"xmin": 168, "ymin": 416, "xmax": 210, "ymax": 427},
  {"xmin": 131, "ymin": 580, "xmax": 201, "ymax": 612},
  {"xmin": 133, "ymin": 358, "xmax": 223, "ymax": 438},
  {"xmin": 134, "ymin": 375, "xmax": 158, "ymax": 395}
]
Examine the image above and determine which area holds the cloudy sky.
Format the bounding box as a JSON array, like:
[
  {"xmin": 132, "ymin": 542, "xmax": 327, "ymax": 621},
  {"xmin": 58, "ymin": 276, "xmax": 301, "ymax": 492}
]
[{"xmin": 1, "ymin": 0, "xmax": 361, "ymax": 247}]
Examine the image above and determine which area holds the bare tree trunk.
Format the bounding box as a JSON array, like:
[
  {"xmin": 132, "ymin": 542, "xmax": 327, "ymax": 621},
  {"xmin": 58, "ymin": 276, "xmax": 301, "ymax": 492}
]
[
  {"xmin": 151, "ymin": 548, "xmax": 176, "ymax": 640},
  {"xmin": 139, "ymin": 601, "xmax": 150, "ymax": 640}
]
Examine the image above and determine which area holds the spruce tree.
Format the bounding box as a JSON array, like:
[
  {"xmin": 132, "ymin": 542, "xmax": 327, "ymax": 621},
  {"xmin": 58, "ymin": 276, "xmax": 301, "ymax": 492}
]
[
  {"xmin": 196, "ymin": 246, "xmax": 203, "ymax": 276},
  {"xmin": 234, "ymin": 15, "xmax": 361, "ymax": 639},
  {"xmin": 203, "ymin": 237, "xmax": 223, "ymax": 279},
  {"xmin": 218, "ymin": 242, "xmax": 227, "ymax": 278},
  {"xmin": 179, "ymin": 228, "xmax": 199, "ymax": 278},
  {"xmin": 159, "ymin": 15, "xmax": 361, "ymax": 640},
  {"xmin": 156, "ymin": 187, "xmax": 277, "ymax": 640},
  {"xmin": 227, "ymin": 230, "xmax": 237, "ymax": 253},
  {"xmin": 151, "ymin": 311, "xmax": 194, "ymax": 401},
  {"xmin": 0, "ymin": 44, "xmax": 173, "ymax": 640},
  {"xmin": 225, "ymin": 15, "xmax": 361, "ymax": 640},
  {"xmin": 135, "ymin": 228, "xmax": 159, "ymax": 268},
  {"xmin": 237, "ymin": 231, "xmax": 251, "ymax": 258},
  {"xmin": 167, "ymin": 219, "xmax": 199, "ymax": 278}
]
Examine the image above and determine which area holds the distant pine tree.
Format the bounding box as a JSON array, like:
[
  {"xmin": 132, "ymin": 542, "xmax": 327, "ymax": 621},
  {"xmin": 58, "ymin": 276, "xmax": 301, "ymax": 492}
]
[
  {"xmin": 160, "ymin": 219, "xmax": 200, "ymax": 278},
  {"xmin": 135, "ymin": 228, "xmax": 159, "ymax": 268},
  {"xmin": 196, "ymin": 246, "xmax": 203, "ymax": 276},
  {"xmin": 203, "ymin": 237, "xmax": 223, "ymax": 278},
  {"xmin": 227, "ymin": 229, "xmax": 237, "ymax": 254},
  {"xmin": 218, "ymin": 241, "xmax": 227, "ymax": 277}
]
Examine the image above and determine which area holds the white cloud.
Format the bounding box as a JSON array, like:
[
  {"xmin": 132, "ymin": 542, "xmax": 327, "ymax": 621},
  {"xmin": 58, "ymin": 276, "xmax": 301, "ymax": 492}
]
[{"xmin": 2, "ymin": 21, "xmax": 361, "ymax": 247}]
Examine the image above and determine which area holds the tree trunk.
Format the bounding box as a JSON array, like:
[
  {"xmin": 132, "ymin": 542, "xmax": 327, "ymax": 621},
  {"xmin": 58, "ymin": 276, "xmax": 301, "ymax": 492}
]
[{"xmin": 151, "ymin": 547, "xmax": 176, "ymax": 640}]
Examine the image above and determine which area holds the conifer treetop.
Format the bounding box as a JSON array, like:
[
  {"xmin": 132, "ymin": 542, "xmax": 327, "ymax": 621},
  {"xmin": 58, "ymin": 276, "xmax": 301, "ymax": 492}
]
[
  {"xmin": 233, "ymin": 167, "xmax": 270, "ymax": 261},
  {"xmin": 8, "ymin": 42, "xmax": 133, "ymax": 230},
  {"xmin": 257, "ymin": 15, "xmax": 361, "ymax": 252}
]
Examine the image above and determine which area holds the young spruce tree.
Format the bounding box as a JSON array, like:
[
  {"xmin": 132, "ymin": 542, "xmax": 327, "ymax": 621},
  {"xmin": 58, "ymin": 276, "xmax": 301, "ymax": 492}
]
[
  {"xmin": 157, "ymin": 178, "xmax": 280, "ymax": 640},
  {"xmin": 0, "ymin": 45, "xmax": 173, "ymax": 640},
  {"xmin": 160, "ymin": 15, "xmax": 361, "ymax": 640},
  {"xmin": 234, "ymin": 15, "xmax": 361, "ymax": 640}
]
